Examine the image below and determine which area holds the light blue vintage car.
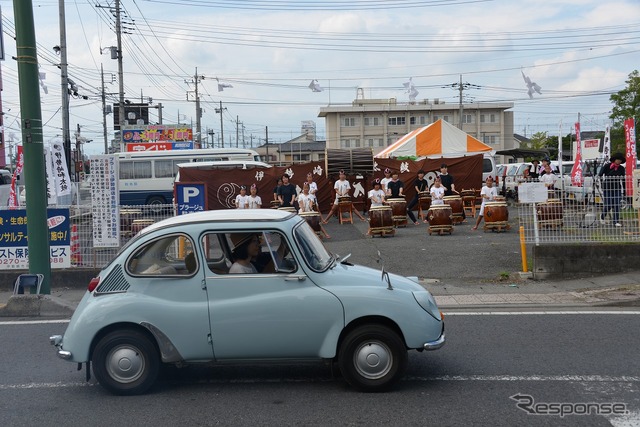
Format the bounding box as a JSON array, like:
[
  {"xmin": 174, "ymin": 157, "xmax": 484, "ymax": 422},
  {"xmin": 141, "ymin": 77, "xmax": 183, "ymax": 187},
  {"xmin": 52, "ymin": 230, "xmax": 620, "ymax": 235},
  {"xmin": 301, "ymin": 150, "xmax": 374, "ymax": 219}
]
[{"xmin": 51, "ymin": 209, "xmax": 444, "ymax": 395}]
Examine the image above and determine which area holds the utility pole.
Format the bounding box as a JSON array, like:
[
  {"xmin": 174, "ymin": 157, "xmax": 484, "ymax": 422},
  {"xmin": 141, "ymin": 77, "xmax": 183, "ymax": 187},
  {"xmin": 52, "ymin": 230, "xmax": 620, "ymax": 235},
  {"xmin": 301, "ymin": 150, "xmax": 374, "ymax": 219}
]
[
  {"xmin": 236, "ymin": 115, "xmax": 239, "ymax": 148},
  {"xmin": 215, "ymin": 101, "xmax": 226, "ymax": 148},
  {"xmin": 265, "ymin": 126, "xmax": 269, "ymax": 162},
  {"xmin": 193, "ymin": 68, "xmax": 203, "ymax": 148},
  {"xmin": 115, "ymin": 0, "xmax": 125, "ymax": 146},
  {"xmin": 447, "ymin": 75, "xmax": 476, "ymax": 130},
  {"xmin": 458, "ymin": 74, "xmax": 463, "ymax": 129},
  {"xmin": 58, "ymin": 0, "xmax": 71, "ymax": 175},
  {"xmin": 13, "ymin": 0, "xmax": 51, "ymax": 293},
  {"xmin": 101, "ymin": 64, "xmax": 108, "ymax": 154}
]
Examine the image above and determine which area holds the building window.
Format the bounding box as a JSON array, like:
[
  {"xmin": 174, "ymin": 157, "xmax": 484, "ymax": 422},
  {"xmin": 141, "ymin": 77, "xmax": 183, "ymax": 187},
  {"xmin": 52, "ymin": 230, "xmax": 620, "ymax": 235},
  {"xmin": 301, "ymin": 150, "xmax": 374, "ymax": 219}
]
[
  {"xmin": 462, "ymin": 114, "xmax": 474, "ymax": 124},
  {"xmin": 483, "ymin": 134, "xmax": 500, "ymax": 145},
  {"xmin": 409, "ymin": 117, "xmax": 416, "ymax": 125},
  {"xmin": 342, "ymin": 117, "xmax": 358, "ymax": 127},
  {"xmin": 364, "ymin": 117, "xmax": 380, "ymax": 126},
  {"xmin": 340, "ymin": 139, "xmax": 360, "ymax": 148},
  {"xmin": 480, "ymin": 114, "xmax": 485, "ymax": 123},
  {"xmin": 388, "ymin": 116, "xmax": 406, "ymax": 126},
  {"xmin": 419, "ymin": 116, "xmax": 428, "ymax": 125},
  {"xmin": 490, "ymin": 114, "xmax": 497, "ymax": 123},
  {"xmin": 443, "ymin": 115, "xmax": 450, "ymax": 122},
  {"xmin": 293, "ymin": 154, "xmax": 310, "ymax": 161}
]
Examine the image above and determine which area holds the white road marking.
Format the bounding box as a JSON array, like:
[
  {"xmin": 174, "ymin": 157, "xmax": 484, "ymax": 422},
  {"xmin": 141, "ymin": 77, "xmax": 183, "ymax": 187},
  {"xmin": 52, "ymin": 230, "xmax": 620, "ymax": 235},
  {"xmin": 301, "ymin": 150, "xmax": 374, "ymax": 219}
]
[
  {"xmin": 2, "ymin": 311, "xmax": 640, "ymax": 326},
  {"xmin": 0, "ymin": 319, "xmax": 70, "ymax": 326},
  {"xmin": 444, "ymin": 311, "xmax": 640, "ymax": 316},
  {"xmin": 2, "ymin": 375, "xmax": 639, "ymax": 390}
]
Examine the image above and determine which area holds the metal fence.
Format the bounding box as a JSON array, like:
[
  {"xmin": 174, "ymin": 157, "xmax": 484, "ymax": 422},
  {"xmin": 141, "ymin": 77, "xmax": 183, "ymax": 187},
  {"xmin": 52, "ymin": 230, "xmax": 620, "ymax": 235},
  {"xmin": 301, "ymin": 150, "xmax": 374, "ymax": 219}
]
[{"xmin": 515, "ymin": 176, "xmax": 640, "ymax": 244}]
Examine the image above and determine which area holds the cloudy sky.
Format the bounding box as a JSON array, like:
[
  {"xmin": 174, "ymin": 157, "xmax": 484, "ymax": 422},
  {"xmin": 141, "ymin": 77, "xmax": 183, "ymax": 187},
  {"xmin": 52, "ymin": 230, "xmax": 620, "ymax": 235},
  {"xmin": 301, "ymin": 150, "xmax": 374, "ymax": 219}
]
[{"xmin": 1, "ymin": 0, "xmax": 638, "ymax": 158}]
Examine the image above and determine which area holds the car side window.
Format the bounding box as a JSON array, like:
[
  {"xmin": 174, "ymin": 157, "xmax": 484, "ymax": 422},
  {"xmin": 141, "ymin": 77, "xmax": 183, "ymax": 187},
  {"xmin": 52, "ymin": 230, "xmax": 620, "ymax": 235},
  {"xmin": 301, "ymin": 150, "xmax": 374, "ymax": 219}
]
[
  {"xmin": 201, "ymin": 231, "xmax": 297, "ymax": 275},
  {"xmin": 127, "ymin": 234, "xmax": 197, "ymax": 276},
  {"xmin": 201, "ymin": 233, "xmax": 232, "ymax": 275}
]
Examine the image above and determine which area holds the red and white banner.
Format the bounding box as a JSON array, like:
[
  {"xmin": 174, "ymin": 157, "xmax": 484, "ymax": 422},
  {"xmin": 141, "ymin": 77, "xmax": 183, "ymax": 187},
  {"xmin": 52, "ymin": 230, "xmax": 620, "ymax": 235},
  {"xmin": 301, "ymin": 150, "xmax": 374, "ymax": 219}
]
[
  {"xmin": 625, "ymin": 118, "xmax": 637, "ymax": 197},
  {"xmin": 8, "ymin": 146, "xmax": 23, "ymax": 208},
  {"xmin": 571, "ymin": 122, "xmax": 583, "ymax": 187}
]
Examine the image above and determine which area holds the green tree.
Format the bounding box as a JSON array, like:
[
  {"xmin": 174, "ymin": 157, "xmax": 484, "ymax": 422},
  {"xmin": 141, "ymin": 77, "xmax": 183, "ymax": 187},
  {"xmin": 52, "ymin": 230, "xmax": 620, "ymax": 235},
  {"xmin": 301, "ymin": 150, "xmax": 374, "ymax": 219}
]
[{"xmin": 609, "ymin": 70, "xmax": 639, "ymax": 154}]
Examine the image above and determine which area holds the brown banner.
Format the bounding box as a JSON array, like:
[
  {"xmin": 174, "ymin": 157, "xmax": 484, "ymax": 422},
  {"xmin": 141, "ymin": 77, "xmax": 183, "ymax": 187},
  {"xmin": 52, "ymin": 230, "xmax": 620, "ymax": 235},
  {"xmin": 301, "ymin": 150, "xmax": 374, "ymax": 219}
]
[{"xmin": 177, "ymin": 155, "xmax": 482, "ymax": 213}]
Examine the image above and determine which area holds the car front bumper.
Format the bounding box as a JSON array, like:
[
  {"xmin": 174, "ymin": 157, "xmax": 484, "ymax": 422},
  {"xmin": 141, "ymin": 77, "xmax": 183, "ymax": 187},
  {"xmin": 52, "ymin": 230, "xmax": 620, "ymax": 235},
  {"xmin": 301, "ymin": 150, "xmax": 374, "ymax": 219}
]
[{"xmin": 423, "ymin": 331, "xmax": 445, "ymax": 351}]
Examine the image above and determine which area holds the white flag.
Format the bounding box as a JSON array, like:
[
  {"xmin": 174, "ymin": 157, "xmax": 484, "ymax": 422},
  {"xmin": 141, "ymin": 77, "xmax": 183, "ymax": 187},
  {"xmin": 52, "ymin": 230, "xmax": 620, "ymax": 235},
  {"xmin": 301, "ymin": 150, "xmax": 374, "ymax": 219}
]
[
  {"xmin": 308, "ymin": 79, "xmax": 323, "ymax": 92},
  {"xmin": 403, "ymin": 77, "xmax": 419, "ymax": 101},
  {"xmin": 521, "ymin": 70, "xmax": 542, "ymax": 99}
]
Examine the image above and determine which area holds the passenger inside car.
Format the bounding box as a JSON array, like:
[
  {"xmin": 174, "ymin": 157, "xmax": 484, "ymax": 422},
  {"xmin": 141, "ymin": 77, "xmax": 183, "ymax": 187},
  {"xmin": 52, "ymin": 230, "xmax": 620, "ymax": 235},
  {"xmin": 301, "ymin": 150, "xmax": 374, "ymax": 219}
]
[{"xmin": 229, "ymin": 233, "xmax": 260, "ymax": 274}]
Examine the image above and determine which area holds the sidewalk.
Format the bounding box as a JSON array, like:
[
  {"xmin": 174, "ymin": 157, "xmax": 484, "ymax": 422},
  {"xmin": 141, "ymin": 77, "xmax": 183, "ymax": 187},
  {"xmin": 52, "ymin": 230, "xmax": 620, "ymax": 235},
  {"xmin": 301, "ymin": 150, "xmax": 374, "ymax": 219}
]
[{"xmin": 2, "ymin": 272, "xmax": 640, "ymax": 318}]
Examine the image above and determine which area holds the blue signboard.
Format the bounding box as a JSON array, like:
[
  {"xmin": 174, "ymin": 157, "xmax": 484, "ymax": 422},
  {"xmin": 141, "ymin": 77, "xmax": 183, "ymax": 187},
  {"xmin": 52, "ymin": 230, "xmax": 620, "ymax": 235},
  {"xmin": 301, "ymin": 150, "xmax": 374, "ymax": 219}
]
[
  {"xmin": 175, "ymin": 182, "xmax": 207, "ymax": 215},
  {"xmin": 0, "ymin": 208, "xmax": 71, "ymax": 269}
]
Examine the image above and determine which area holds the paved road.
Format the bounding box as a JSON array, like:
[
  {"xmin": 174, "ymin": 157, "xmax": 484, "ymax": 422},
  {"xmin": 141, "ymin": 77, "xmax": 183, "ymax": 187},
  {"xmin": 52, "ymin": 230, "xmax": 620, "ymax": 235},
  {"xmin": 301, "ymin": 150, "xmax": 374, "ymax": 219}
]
[
  {"xmin": 321, "ymin": 211, "xmax": 522, "ymax": 284},
  {"xmin": 2, "ymin": 312, "xmax": 638, "ymax": 426}
]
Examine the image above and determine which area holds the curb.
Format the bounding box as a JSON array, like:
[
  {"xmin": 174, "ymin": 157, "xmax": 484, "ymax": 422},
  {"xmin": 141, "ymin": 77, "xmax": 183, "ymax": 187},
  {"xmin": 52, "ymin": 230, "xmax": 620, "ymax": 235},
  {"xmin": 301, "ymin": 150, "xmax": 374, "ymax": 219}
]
[{"xmin": 0, "ymin": 295, "xmax": 76, "ymax": 318}]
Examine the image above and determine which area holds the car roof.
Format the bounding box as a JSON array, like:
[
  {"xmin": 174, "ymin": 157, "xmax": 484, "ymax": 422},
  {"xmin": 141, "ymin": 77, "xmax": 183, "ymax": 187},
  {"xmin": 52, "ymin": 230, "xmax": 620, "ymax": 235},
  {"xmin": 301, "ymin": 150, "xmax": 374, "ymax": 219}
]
[{"xmin": 141, "ymin": 209, "xmax": 296, "ymax": 235}]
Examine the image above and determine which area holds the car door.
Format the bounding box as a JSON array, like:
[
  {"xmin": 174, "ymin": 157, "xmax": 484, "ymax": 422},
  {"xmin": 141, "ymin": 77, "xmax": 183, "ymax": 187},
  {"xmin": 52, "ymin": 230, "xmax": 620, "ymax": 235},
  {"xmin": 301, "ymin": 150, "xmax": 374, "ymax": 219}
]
[
  {"xmin": 202, "ymin": 230, "xmax": 343, "ymax": 360},
  {"xmin": 126, "ymin": 233, "xmax": 213, "ymax": 361}
]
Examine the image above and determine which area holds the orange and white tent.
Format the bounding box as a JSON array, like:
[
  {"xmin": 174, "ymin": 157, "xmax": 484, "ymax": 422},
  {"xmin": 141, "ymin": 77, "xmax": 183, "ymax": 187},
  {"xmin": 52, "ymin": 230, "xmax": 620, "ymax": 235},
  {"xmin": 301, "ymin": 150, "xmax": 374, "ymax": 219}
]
[{"xmin": 375, "ymin": 119, "xmax": 492, "ymax": 159}]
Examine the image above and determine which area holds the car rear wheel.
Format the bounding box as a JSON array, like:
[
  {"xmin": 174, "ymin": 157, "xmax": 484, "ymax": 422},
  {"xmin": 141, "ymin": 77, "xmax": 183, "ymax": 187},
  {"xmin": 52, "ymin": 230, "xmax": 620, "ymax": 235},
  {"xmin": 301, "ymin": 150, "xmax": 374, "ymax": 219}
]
[
  {"xmin": 338, "ymin": 325, "xmax": 407, "ymax": 392},
  {"xmin": 93, "ymin": 329, "xmax": 159, "ymax": 395}
]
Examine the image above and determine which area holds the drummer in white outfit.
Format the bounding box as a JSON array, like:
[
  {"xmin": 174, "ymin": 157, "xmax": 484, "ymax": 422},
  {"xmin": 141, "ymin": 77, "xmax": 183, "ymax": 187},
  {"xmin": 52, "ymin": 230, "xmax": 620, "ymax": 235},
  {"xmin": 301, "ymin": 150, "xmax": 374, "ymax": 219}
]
[{"xmin": 472, "ymin": 177, "xmax": 498, "ymax": 230}]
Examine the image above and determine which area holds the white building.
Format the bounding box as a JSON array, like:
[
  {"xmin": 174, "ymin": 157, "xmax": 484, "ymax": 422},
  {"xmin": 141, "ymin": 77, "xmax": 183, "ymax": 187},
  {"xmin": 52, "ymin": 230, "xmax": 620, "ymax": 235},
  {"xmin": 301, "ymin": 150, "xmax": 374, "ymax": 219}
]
[{"xmin": 319, "ymin": 94, "xmax": 516, "ymax": 162}]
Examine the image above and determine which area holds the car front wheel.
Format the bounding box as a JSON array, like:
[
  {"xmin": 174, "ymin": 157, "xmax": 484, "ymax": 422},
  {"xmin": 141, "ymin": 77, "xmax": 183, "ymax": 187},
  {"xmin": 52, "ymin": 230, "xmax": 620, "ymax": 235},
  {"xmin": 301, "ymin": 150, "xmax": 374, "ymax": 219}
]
[
  {"xmin": 92, "ymin": 329, "xmax": 160, "ymax": 395},
  {"xmin": 338, "ymin": 325, "xmax": 407, "ymax": 392}
]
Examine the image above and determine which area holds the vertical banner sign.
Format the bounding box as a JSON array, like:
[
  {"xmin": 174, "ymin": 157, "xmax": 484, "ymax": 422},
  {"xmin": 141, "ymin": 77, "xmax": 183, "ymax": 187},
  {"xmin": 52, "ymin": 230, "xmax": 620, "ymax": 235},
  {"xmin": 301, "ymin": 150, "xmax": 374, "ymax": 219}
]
[
  {"xmin": 44, "ymin": 148, "xmax": 58, "ymax": 205},
  {"xmin": 90, "ymin": 155, "xmax": 120, "ymax": 247},
  {"xmin": 624, "ymin": 118, "xmax": 637, "ymax": 197},
  {"xmin": 602, "ymin": 124, "xmax": 611, "ymax": 162},
  {"xmin": 571, "ymin": 122, "xmax": 583, "ymax": 187},
  {"xmin": 175, "ymin": 182, "xmax": 207, "ymax": 215},
  {"xmin": 50, "ymin": 141, "xmax": 72, "ymax": 197},
  {"xmin": 0, "ymin": 208, "xmax": 70, "ymax": 269},
  {"xmin": 8, "ymin": 145, "xmax": 23, "ymax": 208}
]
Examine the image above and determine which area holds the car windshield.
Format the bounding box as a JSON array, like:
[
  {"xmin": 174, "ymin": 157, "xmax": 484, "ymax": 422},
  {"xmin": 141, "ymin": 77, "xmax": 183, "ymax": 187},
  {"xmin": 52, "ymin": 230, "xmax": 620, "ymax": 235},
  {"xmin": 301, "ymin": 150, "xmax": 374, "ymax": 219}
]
[{"xmin": 293, "ymin": 220, "xmax": 333, "ymax": 271}]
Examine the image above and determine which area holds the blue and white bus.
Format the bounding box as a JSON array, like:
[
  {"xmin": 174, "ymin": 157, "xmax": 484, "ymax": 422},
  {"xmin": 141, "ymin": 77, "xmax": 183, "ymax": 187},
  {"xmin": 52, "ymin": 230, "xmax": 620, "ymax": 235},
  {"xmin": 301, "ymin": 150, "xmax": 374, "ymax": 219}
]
[{"xmin": 118, "ymin": 148, "xmax": 262, "ymax": 206}]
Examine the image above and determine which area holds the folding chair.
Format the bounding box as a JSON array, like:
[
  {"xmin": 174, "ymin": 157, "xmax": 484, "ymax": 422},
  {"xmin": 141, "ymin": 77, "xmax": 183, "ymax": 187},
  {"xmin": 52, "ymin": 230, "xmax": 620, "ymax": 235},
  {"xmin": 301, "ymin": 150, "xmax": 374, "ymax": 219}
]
[{"xmin": 13, "ymin": 274, "xmax": 44, "ymax": 295}]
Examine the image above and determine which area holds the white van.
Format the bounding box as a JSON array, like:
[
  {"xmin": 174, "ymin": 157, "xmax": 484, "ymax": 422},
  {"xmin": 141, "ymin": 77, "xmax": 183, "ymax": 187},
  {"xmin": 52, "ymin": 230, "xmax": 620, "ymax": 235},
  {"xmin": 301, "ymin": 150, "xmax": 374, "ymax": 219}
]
[
  {"xmin": 482, "ymin": 153, "xmax": 498, "ymax": 186},
  {"xmin": 0, "ymin": 169, "xmax": 13, "ymax": 206}
]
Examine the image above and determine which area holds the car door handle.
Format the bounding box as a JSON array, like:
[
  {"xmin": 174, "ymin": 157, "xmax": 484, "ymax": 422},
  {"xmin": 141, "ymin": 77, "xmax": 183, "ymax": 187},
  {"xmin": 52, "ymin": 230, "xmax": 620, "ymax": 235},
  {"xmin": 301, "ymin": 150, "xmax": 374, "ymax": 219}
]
[{"xmin": 285, "ymin": 275, "xmax": 307, "ymax": 282}]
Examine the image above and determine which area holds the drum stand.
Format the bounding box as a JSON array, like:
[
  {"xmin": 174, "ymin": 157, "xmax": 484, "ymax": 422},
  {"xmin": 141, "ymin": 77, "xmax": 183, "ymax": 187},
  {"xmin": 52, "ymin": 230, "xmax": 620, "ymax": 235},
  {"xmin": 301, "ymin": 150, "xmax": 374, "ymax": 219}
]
[
  {"xmin": 338, "ymin": 202, "xmax": 353, "ymax": 224},
  {"xmin": 428, "ymin": 225, "xmax": 453, "ymax": 235},
  {"xmin": 369, "ymin": 227, "xmax": 395, "ymax": 238},
  {"xmin": 463, "ymin": 195, "xmax": 476, "ymax": 217},
  {"xmin": 418, "ymin": 199, "xmax": 431, "ymax": 222},
  {"xmin": 483, "ymin": 221, "xmax": 511, "ymax": 232}
]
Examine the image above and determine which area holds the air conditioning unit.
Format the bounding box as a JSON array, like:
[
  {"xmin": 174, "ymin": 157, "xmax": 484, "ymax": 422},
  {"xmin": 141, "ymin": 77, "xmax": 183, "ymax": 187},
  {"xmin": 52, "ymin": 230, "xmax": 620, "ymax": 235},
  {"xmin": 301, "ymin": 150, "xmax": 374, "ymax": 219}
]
[{"xmin": 433, "ymin": 98, "xmax": 440, "ymax": 104}]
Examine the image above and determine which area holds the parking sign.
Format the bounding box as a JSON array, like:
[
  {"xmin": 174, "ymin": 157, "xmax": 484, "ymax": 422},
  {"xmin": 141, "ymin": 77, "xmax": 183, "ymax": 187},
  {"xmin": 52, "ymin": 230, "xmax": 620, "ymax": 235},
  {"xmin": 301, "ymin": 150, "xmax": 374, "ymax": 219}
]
[{"xmin": 175, "ymin": 182, "xmax": 207, "ymax": 215}]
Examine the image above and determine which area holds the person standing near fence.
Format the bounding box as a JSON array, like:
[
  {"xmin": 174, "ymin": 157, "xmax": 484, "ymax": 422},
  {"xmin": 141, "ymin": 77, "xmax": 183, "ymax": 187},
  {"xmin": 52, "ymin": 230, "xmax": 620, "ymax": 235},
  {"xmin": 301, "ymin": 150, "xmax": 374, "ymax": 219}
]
[{"xmin": 599, "ymin": 152, "xmax": 626, "ymax": 227}]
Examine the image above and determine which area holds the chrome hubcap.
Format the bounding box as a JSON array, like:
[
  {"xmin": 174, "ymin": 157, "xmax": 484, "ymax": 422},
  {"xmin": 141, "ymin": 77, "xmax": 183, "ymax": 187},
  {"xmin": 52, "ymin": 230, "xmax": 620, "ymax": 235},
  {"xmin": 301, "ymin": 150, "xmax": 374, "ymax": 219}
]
[
  {"xmin": 106, "ymin": 345, "xmax": 145, "ymax": 383},
  {"xmin": 353, "ymin": 341, "xmax": 392, "ymax": 380}
]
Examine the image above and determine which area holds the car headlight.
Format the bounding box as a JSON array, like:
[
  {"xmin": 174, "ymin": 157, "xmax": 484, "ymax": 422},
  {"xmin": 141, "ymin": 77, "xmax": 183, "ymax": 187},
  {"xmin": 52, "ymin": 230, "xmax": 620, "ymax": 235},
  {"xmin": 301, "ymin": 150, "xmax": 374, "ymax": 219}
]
[{"xmin": 413, "ymin": 291, "xmax": 441, "ymax": 321}]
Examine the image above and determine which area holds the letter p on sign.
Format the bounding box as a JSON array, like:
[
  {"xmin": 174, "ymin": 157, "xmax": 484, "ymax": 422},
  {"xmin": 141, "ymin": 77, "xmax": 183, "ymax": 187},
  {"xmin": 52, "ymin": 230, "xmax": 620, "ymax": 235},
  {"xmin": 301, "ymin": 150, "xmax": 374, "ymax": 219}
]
[{"xmin": 183, "ymin": 186, "xmax": 200, "ymax": 202}]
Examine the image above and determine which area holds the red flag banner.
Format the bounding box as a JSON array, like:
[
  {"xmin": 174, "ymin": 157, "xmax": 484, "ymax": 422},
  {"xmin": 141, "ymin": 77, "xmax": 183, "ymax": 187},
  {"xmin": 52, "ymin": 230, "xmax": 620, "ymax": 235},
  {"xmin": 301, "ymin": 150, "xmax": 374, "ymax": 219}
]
[
  {"xmin": 8, "ymin": 145, "xmax": 24, "ymax": 208},
  {"xmin": 571, "ymin": 122, "xmax": 583, "ymax": 187},
  {"xmin": 624, "ymin": 118, "xmax": 637, "ymax": 197}
]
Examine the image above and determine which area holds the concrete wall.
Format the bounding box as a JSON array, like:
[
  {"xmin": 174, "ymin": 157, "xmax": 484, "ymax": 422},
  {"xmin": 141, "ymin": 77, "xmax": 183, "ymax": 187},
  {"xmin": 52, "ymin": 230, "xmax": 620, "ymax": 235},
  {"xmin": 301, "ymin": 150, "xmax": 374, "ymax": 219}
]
[
  {"xmin": 533, "ymin": 243, "xmax": 640, "ymax": 280},
  {"xmin": 2, "ymin": 269, "xmax": 99, "ymax": 291}
]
